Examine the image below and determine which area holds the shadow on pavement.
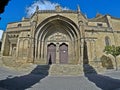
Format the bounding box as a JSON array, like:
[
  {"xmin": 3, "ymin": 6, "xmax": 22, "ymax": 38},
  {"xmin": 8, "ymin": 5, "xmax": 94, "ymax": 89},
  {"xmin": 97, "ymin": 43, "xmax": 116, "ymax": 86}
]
[
  {"xmin": 0, "ymin": 65, "xmax": 50, "ymax": 90},
  {"xmin": 83, "ymin": 64, "xmax": 120, "ymax": 90}
]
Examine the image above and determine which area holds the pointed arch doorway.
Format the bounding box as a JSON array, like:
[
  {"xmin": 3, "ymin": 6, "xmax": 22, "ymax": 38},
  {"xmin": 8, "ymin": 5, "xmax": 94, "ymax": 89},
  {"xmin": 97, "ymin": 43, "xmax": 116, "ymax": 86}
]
[
  {"xmin": 47, "ymin": 43, "xmax": 68, "ymax": 64},
  {"xmin": 34, "ymin": 15, "xmax": 81, "ymax": 65},
  {"xmin": 47, "ymin": 43, "xmax": 56, "ymax": 64},
  {"xmin": 59, "ymin": 43, "xmax": 68, "ymax": 64}
]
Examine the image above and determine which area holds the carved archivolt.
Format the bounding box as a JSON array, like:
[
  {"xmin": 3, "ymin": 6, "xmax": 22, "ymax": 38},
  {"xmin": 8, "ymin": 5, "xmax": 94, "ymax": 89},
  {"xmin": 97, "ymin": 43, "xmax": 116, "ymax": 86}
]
[{"xmin": 47, "ymin": 32, "xmax": 67, "ymax": 41}]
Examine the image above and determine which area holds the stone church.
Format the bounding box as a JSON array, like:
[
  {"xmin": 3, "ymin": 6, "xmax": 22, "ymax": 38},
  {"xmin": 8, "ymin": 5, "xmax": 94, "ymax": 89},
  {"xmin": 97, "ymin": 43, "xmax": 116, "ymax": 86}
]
[{"xmin": 1, "ymin": 5, "xmax": 120, "ymax": 71}]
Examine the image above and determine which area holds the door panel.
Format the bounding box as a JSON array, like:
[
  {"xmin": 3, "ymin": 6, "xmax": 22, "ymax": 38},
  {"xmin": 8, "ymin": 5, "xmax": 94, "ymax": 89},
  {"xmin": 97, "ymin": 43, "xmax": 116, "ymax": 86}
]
[
  {"xmin": 47, "ymin": 43, "xmax": 56, "ymax": 64},
  {"xmin": 59, "ymin": 43, "xmax": 68, "ymax": 64}
]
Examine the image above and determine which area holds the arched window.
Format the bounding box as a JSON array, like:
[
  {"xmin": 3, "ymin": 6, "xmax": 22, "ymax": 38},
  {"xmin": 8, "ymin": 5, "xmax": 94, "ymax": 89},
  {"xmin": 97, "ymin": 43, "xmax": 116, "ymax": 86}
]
[{"xmin": 105, "ymin": 36, "xmax": 111, "ymax": 46}]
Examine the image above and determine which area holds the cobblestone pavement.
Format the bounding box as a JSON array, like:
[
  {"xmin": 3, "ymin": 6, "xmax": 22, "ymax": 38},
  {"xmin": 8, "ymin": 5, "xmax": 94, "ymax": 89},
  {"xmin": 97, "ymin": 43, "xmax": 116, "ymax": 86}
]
[{"xmin": 0, "ymin": 66, "xmax": 120, "ymax": 90}]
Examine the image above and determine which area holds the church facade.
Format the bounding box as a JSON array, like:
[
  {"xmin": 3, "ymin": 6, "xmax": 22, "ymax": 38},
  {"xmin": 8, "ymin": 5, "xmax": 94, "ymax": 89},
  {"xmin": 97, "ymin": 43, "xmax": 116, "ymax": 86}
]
[{"xmin": 1, "ymin": 6, "xmax": 120, "ymax": 68}]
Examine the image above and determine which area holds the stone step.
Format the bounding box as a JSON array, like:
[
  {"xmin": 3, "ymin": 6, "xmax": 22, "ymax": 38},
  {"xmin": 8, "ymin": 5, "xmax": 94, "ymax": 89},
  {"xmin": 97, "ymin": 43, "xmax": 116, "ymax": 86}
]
[
  {"xmin": 28, "ymin": 64, "xmax": 104, "ymax": 76},
  {"xmin": 1, "ymin": 56, "xmax": 17, "ymax": 67},
  {"xmin": 49, "ymin": 64, "xmax": 83, "ymax": 76},
  {"xmin": 23, "ymin": 64, "xmax": 84, "ymax": 76}
]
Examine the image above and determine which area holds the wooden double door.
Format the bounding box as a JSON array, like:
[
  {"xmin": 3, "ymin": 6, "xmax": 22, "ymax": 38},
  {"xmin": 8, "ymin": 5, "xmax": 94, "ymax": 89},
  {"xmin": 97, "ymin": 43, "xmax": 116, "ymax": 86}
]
[{"xmin": 47, "ymin": 43, "xmax": 68, "ymax": 64}]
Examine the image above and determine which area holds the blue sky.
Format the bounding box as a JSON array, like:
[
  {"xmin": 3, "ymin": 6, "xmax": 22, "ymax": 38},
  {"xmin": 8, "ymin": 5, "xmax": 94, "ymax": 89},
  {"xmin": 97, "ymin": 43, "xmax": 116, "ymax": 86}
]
[{"xmin": 0, "ymin": 0, "xmax": 120, "ymax": 30}]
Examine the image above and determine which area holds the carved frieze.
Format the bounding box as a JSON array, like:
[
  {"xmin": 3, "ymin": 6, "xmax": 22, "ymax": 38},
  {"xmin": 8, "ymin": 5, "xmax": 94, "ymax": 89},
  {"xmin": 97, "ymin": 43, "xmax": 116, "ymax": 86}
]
[{"xmin": 47, "ymin": 32, "xmax": 67, "ymax": 42}]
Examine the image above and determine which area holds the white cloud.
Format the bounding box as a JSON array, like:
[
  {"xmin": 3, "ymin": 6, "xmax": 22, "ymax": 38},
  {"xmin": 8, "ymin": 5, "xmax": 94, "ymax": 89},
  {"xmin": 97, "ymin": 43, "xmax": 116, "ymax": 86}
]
[{"xmin": 26, "ymin": 0, "xmax": 69, "ymax": 17}]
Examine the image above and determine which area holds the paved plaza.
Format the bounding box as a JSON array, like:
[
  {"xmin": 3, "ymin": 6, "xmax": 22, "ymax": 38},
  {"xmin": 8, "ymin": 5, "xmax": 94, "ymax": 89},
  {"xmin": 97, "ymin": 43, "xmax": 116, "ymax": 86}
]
[{"xmin": 0, "ymin": 65, "xmax": 120, "ymax": 90}]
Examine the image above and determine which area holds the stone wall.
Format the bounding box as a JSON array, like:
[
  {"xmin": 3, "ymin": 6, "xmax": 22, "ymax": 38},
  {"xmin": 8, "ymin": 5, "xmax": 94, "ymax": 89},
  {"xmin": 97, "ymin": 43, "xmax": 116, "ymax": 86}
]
[{"xmin": 111, "ymin": 19, "xmax": 120, "ymax": 31}]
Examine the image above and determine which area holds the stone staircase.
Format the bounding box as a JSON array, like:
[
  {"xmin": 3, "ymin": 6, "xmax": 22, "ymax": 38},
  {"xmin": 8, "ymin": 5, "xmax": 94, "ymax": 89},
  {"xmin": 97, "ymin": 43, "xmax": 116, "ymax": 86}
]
[
  {"xmin": 23, "ymin": 64, "xmax": 104, "ymax": 76},
  {"xmin": 30, "ymin": 64, "xmax": 84, "ymax": 76},
  {"xmin": 1, "ymin": 56, "xmax": 16, "ymax": 67},
  {"xmin": 49, "ymin": 64, "xmax": 83, "ymax": 76}
]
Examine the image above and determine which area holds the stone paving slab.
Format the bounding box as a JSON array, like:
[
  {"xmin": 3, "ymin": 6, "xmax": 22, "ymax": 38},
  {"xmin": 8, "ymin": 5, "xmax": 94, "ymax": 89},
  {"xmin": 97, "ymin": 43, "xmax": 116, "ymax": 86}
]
[{"xmin": 27, "ymin": 76, "xmax": 101, "ymax": 90}]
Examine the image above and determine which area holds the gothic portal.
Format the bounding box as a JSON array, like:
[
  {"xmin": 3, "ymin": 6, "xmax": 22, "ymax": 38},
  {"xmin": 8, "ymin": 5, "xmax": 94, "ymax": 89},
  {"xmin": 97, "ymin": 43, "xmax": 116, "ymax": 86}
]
[{"xmin": 34, "ymin": 15, "xmax": 80, "ymax": 64}]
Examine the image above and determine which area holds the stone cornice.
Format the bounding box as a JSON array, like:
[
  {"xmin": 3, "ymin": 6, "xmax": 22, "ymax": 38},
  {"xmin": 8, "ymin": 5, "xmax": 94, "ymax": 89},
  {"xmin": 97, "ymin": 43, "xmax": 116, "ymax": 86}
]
[
  {"xmin": 8, "ymin": 20, "xmax": 30, "ymax": 24},
  {"xmin": 81, "ymin": 37, "xmax": 97, "ymax": 40},
  {"xmin": 85, "ymin": 29, "xmax": 120, "ymax": 33},
  {"xmin": 30, "ymin": 10, "xmax": 77, "ymax": 19},
  {"xmin": 7, "ymin": 25, "xmax": 31, "ymax": 29},
  {"xmin": 84, "ymin": 26, "xmax": 114, "ymax": 33},
  {"xmin": 6, "ymin": 26, "xmax": 31, "ymax": 32},
  {"xmin": 85, "ymin": 29, "xmax": 113, "ymax": 33},
  {"xmin": 38, "ymin": 10, "xmax": 77, "ymax": 13},
  {"xmin": 6, "ymin": 29, "xmax": 30, "ymax": 33}
]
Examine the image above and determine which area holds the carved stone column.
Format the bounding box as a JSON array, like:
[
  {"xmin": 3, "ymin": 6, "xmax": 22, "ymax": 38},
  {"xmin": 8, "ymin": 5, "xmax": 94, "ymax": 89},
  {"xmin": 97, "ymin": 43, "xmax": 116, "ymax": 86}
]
[
  {"xmin": 9, "ymin": 43, "xmax": 12, "ymax": 56},
  {"xmin": 80, "ymin": 38, "xmax": 84, "ymax": 65},
  {"xmin": 56, "ymin": 42, "xmax": 59, "ymax": 64},
  {"xmin": 28, "ymin": 21, "xmax": 36, "ymax": 63}
]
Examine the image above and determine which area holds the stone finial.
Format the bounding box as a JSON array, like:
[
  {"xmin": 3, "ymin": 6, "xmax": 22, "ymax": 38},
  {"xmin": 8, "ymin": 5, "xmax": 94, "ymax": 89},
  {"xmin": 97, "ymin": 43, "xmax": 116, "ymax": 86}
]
[
  {"xmin": 55, "ymin": 5, "xmax": 62, "ymax": 12},
  {"xmin": 96, "ymin": 13, "xmax": 103, "ymax": 17},
  {"xmin": 85, "ymin": 13, "xmax": 87, "ymax": 19},
  {"xmin": 36, "ymin": 5, "xmax": 39, "ymax": 12},
  {"xmin": 77, "ymin": 5, "xmax": 81, "ymax": 13}
]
